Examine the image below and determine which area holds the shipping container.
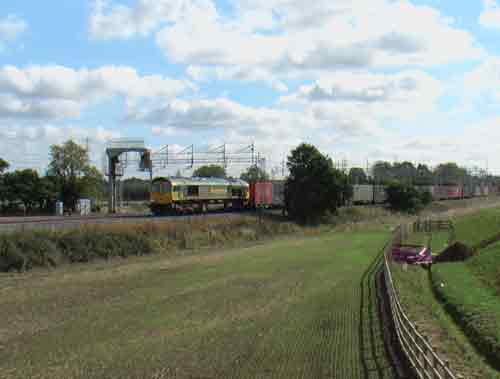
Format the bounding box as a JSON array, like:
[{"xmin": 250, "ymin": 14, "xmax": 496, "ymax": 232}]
[
  {"xmin": 271, "ymin": 181, "xmax": 285, "ymax": 207},
  {"xmin": 352, "ymin": 185, "xmax": 374, "ymax": 204},
  {"xmin": 253, "ymin": 182, "xmax": 273, "ymax": 207}
]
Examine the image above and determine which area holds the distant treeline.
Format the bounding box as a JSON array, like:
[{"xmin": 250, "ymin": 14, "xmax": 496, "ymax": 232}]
[{"xmin": 348, "ymin": 161, "xmax": 498, "ymax": 186}]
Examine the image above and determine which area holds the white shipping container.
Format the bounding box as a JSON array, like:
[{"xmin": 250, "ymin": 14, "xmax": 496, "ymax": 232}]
[{"xmin": 353, "ymin": 185, "xmax": 374, "ymax": 203}]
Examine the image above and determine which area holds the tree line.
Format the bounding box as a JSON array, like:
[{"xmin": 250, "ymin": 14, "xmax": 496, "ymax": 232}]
[
  {"xmin": 349, "ymin": 161, "xmax": 498, "ymax": 186},
  {"xmin": 0, "ymin": 141, "xmax": 105, "ymax": 215}
]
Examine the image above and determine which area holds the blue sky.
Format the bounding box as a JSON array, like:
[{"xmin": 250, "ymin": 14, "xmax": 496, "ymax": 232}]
[{"xmin": 2, "ymin": 0, "xmax": 500, "ymax": 175}]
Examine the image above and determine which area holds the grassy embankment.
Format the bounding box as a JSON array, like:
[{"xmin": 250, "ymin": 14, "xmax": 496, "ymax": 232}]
[
  {"xmin": 0, "ymin": 227, "xmax": 401, "ymax": 379},
  {"xmin": 393, "ymin": 205, "xmax": 500, "ymax": 378}
]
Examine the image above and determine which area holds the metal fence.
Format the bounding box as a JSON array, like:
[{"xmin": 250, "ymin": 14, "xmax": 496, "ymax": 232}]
[{"xmin": 383, "ymin": 225, "xmax": 458, "ymax": 379}]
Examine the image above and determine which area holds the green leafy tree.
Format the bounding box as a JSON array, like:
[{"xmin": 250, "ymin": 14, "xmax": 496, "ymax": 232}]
[
  {"xmin": 393, "ymin": 161, "xmax": 417, "ymax": 184},
  {"xmin": 240, "ymin": 165, "xmax": 269, "ymax": 182},
  {"xmin": 3, "ymin": 170, "xmax": 41, "ymax": 213},
  {"xmin": 0, "ymin": 158, "xmax": 8, "ymax": 174},
  {"xmin": 348, "ymin": 167, "xmax": 368, "ymax": 184},
  {"xmin": 285, "ymin": 143, "xmax": 350, "ymax": 224},
  {"xmin": 48, "ymin": 140, "xmax": 103, "ymax": 210},
  {"xmin": 415, "ymin": 164, "xmax": 434, "ymax": 185},
  {"xmin": 385, "ymin": 182, "xmax": 431, "ymax": 214},
  {"xmin": 434, "ymin": 163, "xmax": 467, "ymax": 185},
  {"xmin": 192, "ymin": 165, "xmax": 226, "ymax": 178},
  {"xmin": 372, "ymin": 161, "xmax": 393, "ymax": 184}
]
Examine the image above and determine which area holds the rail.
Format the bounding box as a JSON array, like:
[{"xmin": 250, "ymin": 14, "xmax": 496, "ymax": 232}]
[{"xmin": 383, "ymin": 225, "xmax": 458, "ymax": 379}]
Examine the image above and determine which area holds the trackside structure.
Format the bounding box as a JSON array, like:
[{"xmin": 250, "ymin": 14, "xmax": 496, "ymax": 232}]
[{"xmin": 383, "ymin": 225, "xmax": 457, "ymax": 379}]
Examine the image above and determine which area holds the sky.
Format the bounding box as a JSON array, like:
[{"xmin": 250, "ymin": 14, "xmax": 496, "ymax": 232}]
[{"xmin": 1, "ymin": 0, "xmax": 500, "ymax": 176}]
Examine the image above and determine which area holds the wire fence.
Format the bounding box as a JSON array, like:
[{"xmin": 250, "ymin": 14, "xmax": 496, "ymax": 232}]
[{"xmin": 383, "ymin": 225, "xmax": 458, "ymax": 379}]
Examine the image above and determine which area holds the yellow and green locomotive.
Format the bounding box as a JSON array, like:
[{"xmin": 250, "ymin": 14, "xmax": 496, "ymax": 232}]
[{"xmin": 150, "ymin": 177, "xmax": 249, "ymax": 215}]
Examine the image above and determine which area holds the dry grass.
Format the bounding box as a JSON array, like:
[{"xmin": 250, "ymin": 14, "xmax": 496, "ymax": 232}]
[{"xmin": 0, "ymin": 229, "xmax": 397, "ymax": 379}]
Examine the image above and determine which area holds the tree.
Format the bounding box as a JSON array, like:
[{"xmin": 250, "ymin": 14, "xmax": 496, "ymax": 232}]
[
  {"xmin": 348, "ymin": 167, "xmax": 368, "ymax": 184},
  {"xmin": 240, "ymin": 165, "xmax": 269, "ymax": 182},
  {"xmin": 0, "ymin": 158, "xmax": 9, "ymax": 174},
  {"xmin": 385, "ymin": 182, "xmax": 431, "ymax": 214},
  {"xmin": 48, "ymin": 140, "xmax": 102, "ymax": 210},
  {"xmin": 284, "ymin": 143, "xmax": 350, "ymax": 224},
  {"xmin": 434, "ymin": 163, "xmax": 467, "ymax": 185},
  {"xmin": 2, "ymin": 170, "xmax": 41, "ymax": 213},
  {"xmin": 393, "ymin": 161, "xmax": 417, "ymax": 184},
  {"xmin": 192, "ymin": 165, "xmax": 227, "ymax": 178},
  {"xmin": 372, "ymin": 161, "xmax": 393, "ymax": 184},
  {"xmin": 415, "ymin": 164, "xmax": 433, "ymax": 185}
]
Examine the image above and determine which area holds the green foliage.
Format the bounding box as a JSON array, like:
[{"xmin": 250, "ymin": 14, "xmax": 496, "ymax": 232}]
[
  {"xmin": 434, "ymin": 163, "xmax": 467, "ymax": 185},
  {"xmin": 2, "ymin": 169, "xmax": 42, "ymax": 212},
  {"xmin": 0, "ymin": 158, "xmax": 9, "ymax": 173},
  {"xmin": 0, "ymin": 216, "xmax": 300, "ymax": 272},
  {"xmin": 385, "ymin": 182, "xmax": 430, "ymax": 213},
  {"xmin": 48, "ymin": 140, "xmax": 105, "ymax": 210},
  {"xmin": 285, "ymin": 143, "xmax": 351, "ymax": 224},
  {"xmin": 192, "ymin": 165, "xmax": 227, "ymax": 178},
  {"xmin": 240, "ymin": 165, "xmax": 269, "ymax": 182}
]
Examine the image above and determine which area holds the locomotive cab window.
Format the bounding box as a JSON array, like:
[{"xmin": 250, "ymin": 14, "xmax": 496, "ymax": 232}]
[
  {"xmin": 232, "ymin": 188, "xmax": 242, "ymax": 197},
  {"xmin": 187, "ymin": 186, "xmax": 199, "ymax": 196},
  {"xmin": 152, "ymin": 182, "xmax": 161, "ymax": 193}
]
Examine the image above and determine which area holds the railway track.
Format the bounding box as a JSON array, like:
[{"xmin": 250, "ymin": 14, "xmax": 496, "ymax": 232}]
[{"xmin": 0, "ymin": 211, "xmax": 247, "ymax": 232}]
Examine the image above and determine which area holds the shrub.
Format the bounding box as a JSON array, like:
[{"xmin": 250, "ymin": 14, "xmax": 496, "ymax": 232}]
[
  {"xmin": 385, "ymin": 182, "xmax": 430, "ymax": 213},
  {"xmin": 0, "ymin": 216, "xmax": 299, "ymax": 273}
]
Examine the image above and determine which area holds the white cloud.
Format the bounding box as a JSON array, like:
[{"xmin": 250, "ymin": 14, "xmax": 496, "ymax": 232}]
[
  {"xmin": 480, "ymin": 0, "xmax": 500, "ymax": 29},
  {"xmin": 155, "ymin": 0, "xmax": 482, "ymax": 75},
  {"xmin": 0, "ymin": 65, "xmax": 192, "ymax": 121},
  {"xmin": 463, "ymin": 57, "xmax": 500, "ymax": 95},
  {"xmin": 0, "ymin": 15, "xmax": 27, "ymax": 42},
  {"xmin": 89, "ymin": 0, "xmax": 187, "ymax": 40},
  {"xmin": 280, "ymin": 70, "xmax": 443, "ymax": 121},
  {"xmin": 0, "ymin": 125, "xmax": 120, "ymax": 172}
]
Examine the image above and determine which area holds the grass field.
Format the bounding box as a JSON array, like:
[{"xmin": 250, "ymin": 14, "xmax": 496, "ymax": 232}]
[
  {"xmin": 468, "ymin": 242, "xmax": 500, "ymax": 295},
  {"xmin": 432, "ymin": 261, "xmax": 500, "ymax": 371},
  {"xmin": 451, "ymin": 206, "xmax": 500, "ymax": 248},
  {"xmin": 392, "ymin": 263, "xmax": 500, "ymax": 378},
  {"xmin": 0, "ymin": 227, "xmax": 404, "ymax": 379}
]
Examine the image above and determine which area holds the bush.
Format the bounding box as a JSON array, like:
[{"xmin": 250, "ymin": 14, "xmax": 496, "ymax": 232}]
[
  {"xmin": 385, "ymin": 182, "xmax": 430, "ymax": 213},
  {"xmin": 0, "ymin": 216, "xmax": 299, "ymax": 272}
]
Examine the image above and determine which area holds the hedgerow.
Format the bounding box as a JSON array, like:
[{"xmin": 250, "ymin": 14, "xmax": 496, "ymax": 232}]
[{"xmin": 0, "ymin": 216, "xmax": 299, "ymax": 272}]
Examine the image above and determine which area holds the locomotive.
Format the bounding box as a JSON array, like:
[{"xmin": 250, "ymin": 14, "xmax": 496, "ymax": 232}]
[{"xmin": 150, "ymin": 177, "xmax": 249, "ymax": 215}]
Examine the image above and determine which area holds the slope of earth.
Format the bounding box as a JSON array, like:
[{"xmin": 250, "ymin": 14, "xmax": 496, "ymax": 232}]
[{"xmin": 0, "ymin": 228, "xmax": 405, "ymax": 379}]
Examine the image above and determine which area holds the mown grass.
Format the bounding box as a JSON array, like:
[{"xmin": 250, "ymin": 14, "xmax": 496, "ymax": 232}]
[
  {"xmin": 432, "ymin": 262, "xmax": 500, "ymax": 371},
  {"xmin": 0, "ymin": 228, "xmax": 399, "ymax": 379},
  {"xmin": 391, "ymin": 263, "xmax": 500, "ymax": 378},
  {"xmin": 451, "ymin": 206, "xmax": 500, "ymax": 248},
  {"xmin": 467, "ymin": 242, "xmax": 500, "ymax": 295}
]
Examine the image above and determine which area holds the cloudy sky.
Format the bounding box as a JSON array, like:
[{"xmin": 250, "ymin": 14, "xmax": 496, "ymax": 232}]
[{"xmin": 2, "ymin": 0, "xmax": 500, "ymax": 175}]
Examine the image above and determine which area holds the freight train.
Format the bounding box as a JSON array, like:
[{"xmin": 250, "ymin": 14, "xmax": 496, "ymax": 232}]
[
  {"xmin": 150, "ymin": 176, "xmax": 496, "ymax": 215},
  {"xmin": 351, "ymin": 184, "xmax": 493, "ymax": 204}
]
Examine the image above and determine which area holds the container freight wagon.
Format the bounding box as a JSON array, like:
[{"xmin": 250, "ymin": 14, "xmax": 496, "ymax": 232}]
[
  {"xmin": 433, "ymin": 185, "xmax": 462, "ymax": 200},
  {"xmin": 352, "ymin": 185, "xmax": 387, "ymax": 204},
  {"xmin": 249, "ymin": 180, "xmax": 285, "ymax": 208}
]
